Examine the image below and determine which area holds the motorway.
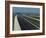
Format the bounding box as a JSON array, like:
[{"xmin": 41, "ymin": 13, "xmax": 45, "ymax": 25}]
[{"xmin": 17, "ymin": 14, "xmax": 40, "ymax": 30}]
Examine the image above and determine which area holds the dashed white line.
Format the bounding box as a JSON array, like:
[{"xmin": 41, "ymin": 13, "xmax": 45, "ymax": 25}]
[
  {"xmin": 23, "ymin": 14, "xmax": 40, "ymax": 21},
  {"xmin": 23, "ymin": 17, "xmax": 40, "ymax": 29}
]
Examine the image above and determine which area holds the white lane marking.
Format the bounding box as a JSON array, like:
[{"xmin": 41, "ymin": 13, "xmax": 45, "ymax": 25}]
[
  {"xmin": 14, "ymin": 15, "xmax": 21, "ymax": 31},
  {"xmin": 23, "ymin": 14, "xmax": 40, "ymax": 21},
  {"xmin": 23, "ymin": 17, "xmax": 40, "ymax": 29},
  {"xmin": 28, "ymin": 18, "xmax": 40, "ymax": 26},
  {"xmin": 30, "ymin": 15, "xmax": 40, "ymax": 17},
  {"xmin": 23, "ymin": 14, "xmax": 40, "ymax": 25}
]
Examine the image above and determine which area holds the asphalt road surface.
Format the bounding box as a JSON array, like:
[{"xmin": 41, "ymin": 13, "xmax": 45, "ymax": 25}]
[{"xmin": 17, "ymin": 14, "xmax": 40, "ymax": 30}]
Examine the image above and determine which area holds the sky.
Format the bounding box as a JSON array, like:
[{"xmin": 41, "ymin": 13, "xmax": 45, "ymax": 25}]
[{"xmin": 13, "ymin": 7, "xmax": 40, "ymax": 14}]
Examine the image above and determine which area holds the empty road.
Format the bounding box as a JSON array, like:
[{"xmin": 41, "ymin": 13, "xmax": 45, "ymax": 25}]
[{"xmin": 17, "ymin": 14, "xmax": 40, "ymax": 30}]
